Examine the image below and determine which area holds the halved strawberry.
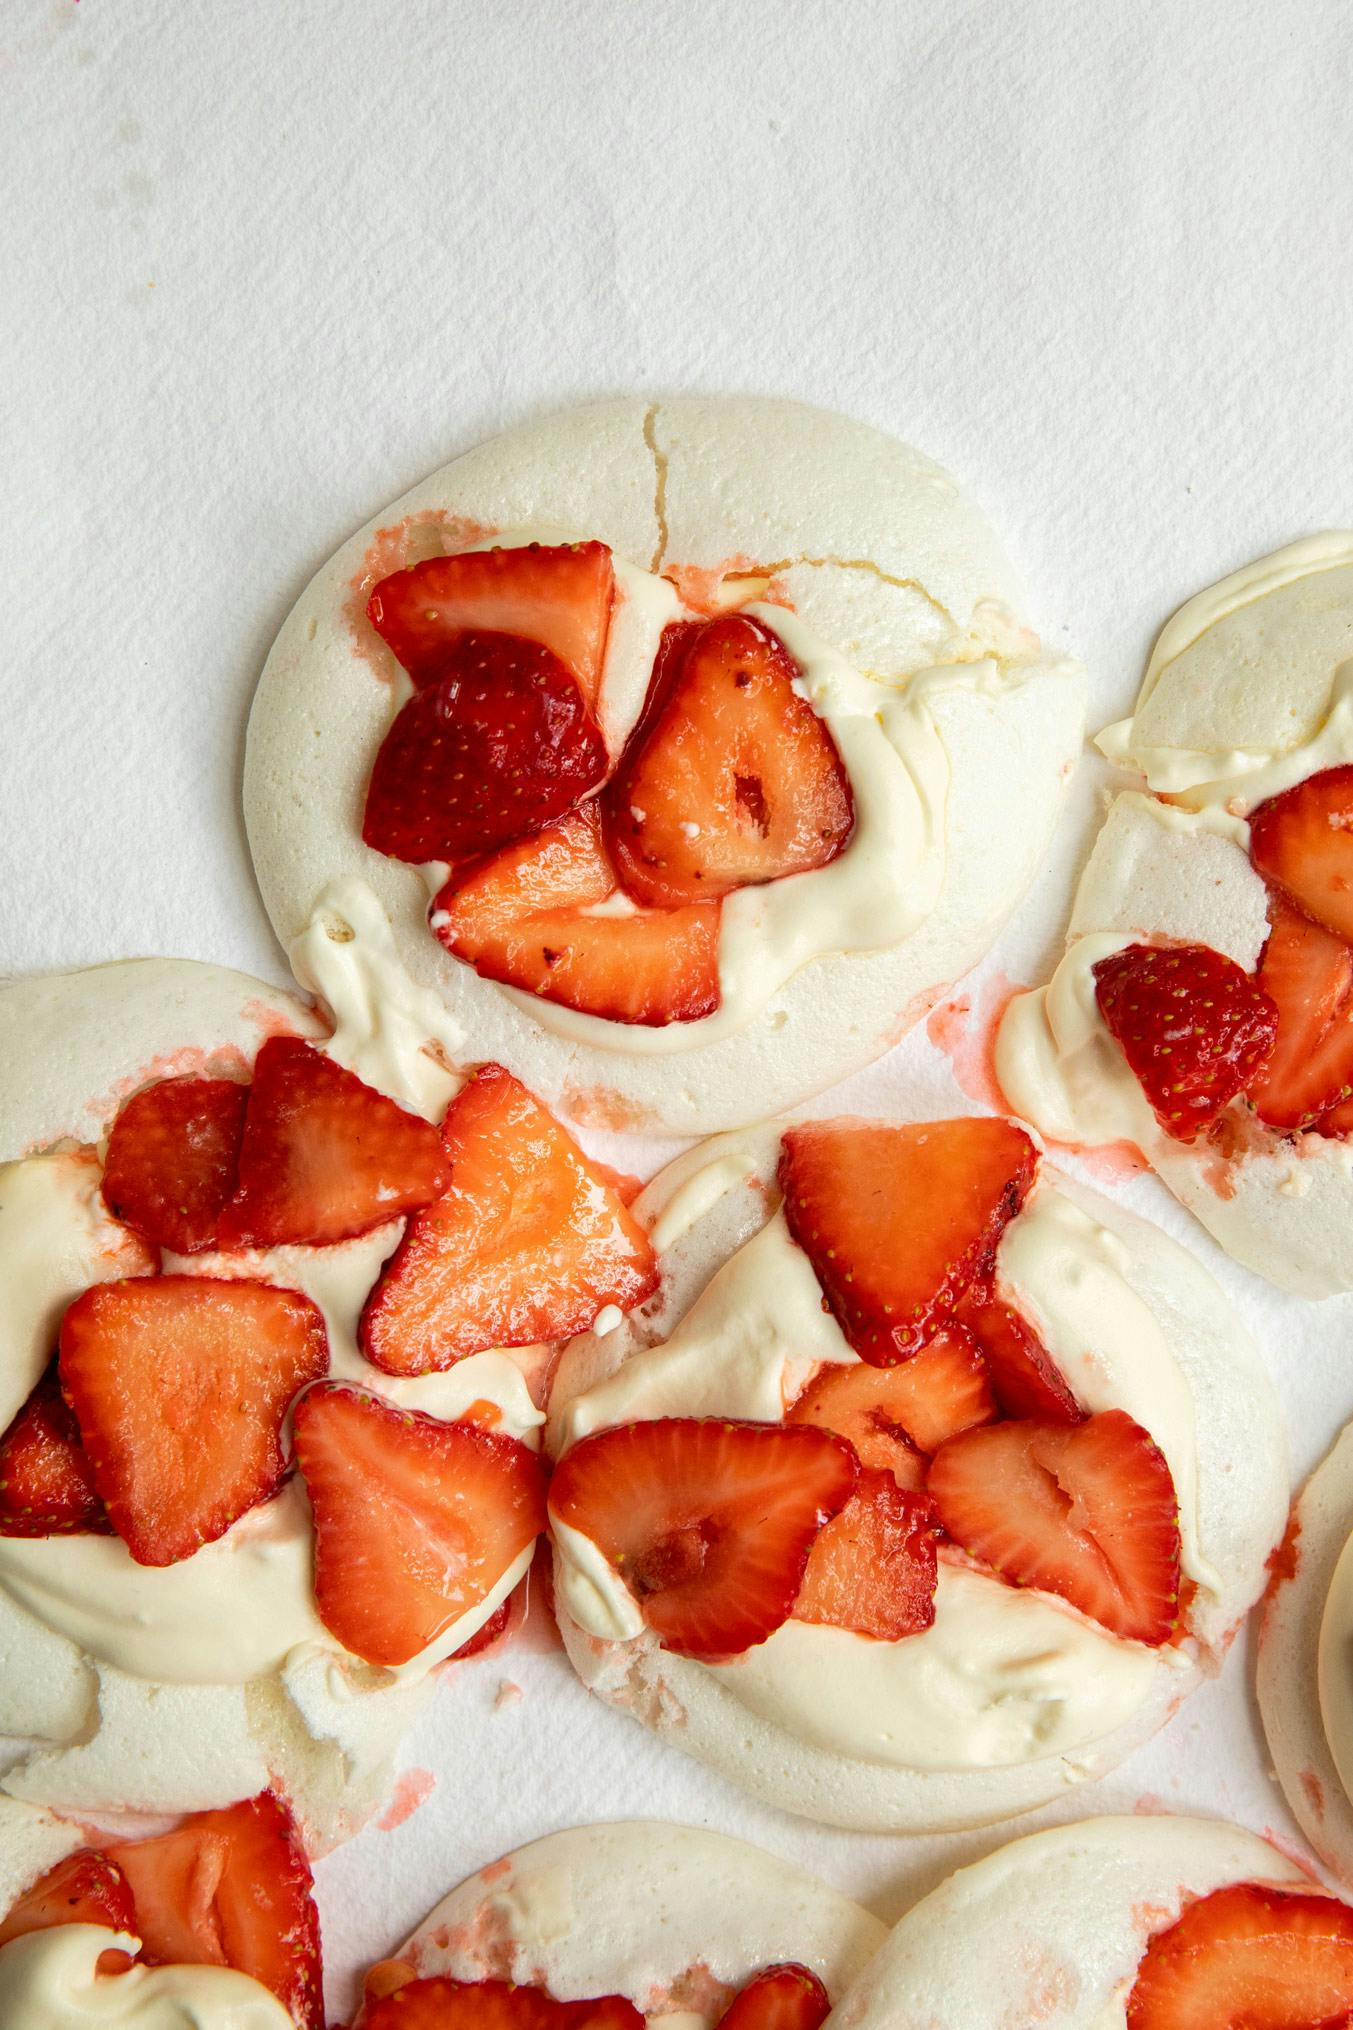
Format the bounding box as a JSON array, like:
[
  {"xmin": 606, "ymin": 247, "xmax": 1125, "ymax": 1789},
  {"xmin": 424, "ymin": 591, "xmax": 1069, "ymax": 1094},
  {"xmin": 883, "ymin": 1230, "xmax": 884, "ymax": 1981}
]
[
  {"xmin": 361, "ymin": 1064, "xmax": 657, "ymax": 1374},
  {"xmin": 216, "ymin": 1037, "xmax": 450, "ymax": 1250},
  {"xmin": 786, "ymin": 1335, "xmax": 997, "ymax": 1486},
  {"xmin": 793, "ymin": 1469, "xmax": 939, "ymax": 1640},
  {"xmin": 292, "ymin": 1383, "xmax": 546, "ymax": 1668},
  {"xmin": 367, "ymin": 542, "xmax": 615, "ymax": 706},
  {"xmin": 549, "ymin": 1417, "xmax": 856, "ymax": 1659},
  {"xmin": 1249, "ymin": 897, "xmax": 1353, "ymax": 1129},
  {"xmin": 0, "ymin": 1848, "xmax": 135, "ymax": 1947},
  {"xmin": 778, "ymin": 1118, "xmax": 1039, "ymax": 1365},
  {"xmin": 363, "ymin": 1978, "xmax": 643, "ymax": 2030},
  {"xmin": 108, "ymin": 1793, "xmax": 323, "ymax": 2030},
  {"xmin": 1125, "ymin": 1880, "xmax": 1353, "ymax": 2027},
  {"xmin": 953, "ymin": 1292, "xmax": 1083, "ymax": 1423},
  {"xmin": 1092, "ymin": 942, "xmax": 1277, "ymax": 1142},
  {"xmin": 59, "ymin": 1276, "xmax": 328, "ymax": 1567},
  {"xmin": 100, "ymin": 1075, "xmax": 248, "ymax": 1254},
  {"xmin": 433, "ymin": 804, "xmax": 722, "ymax": 1026},
  {"xmin": 927, "ymin": 1408, "xmax": 1181, "ymax": 1644},
  {"xmin": 602, "ymin": 614, "xmax": 854, "ymax": 908},
  {"xmin": 0, "ymin": 1363, "xmax": 111, "ymax": 1537},
  {"xmin": 717, "ymin": 1966, "xmax": 831, "ymax": 2030},
  {"xmin": 1251, "ymin": 764, "xmax": 1353, "ymax": 946},
  {"xmin": 362, "ymin": 633, "xmax": 607, "ymax": 866}
]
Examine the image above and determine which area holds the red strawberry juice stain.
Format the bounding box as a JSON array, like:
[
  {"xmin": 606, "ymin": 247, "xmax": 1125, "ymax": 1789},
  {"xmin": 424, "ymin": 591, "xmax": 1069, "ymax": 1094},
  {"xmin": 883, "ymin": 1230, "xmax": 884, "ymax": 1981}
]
[
  {"xmin": 1265, "ymin": 1513, "xmax": 1303, "ymax": 1596},
  {"xmin": 375, "ymin": 1767, "xmax": 435, "ymax": 1831},
  {"xmin": 663, "ymin": 555, "xmax": 765, "ymax": 617},
  {"xmin": 926, "ymin": 974, "xmax": 1023, "ymax": 1117},
  {"xmin": 1301, "ymin": 1769, "xmax": 1327, "ymax": 1821},
  {"xmin": 346, "ymin": 510, "xmax": 493, "ymax": 682}
]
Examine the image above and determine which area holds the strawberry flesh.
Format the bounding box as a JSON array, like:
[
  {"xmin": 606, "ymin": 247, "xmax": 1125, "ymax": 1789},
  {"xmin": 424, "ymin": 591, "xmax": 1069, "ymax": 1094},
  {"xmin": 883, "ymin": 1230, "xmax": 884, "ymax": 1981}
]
[
  {"xmin": 549, "ymin": 1416, "xmax": 857, "ymax": 1659},
  {"xmin": 787, "ymin": 1334, "xmax": 997, "ymax": 1487},
  {"xmin": 100, "ymin": 1076, "xmax": 247, "ymax": 1254},
  {"xmin": 0, "ymin": 1848, "xmax": 136, "ymax": 1948},
  {"xmin": 1250, "ymin": 763, "xmax": 1353, "ymax": 946},
  {"xmin": 1125, "ymin": 1880, "xmax": 1353, "ymax": 2028},
  {"xmin": 361, "ymin": 1063, "xmax": 657, "ymax": 1374},
  {"xmin": 928, "ymin": 1408, "xmax": 1181, "ymax": 1644},
  {"xmin": 602, "ymin": 614, "xmax": 854, "ymax": 908},
  {"xmin": 779, "ymin": 1118, "xmax": 1039, "ymax": 1365},
  {"xmin": 0, "ymin": 1362, "xmax": 111, "ymax": 1537},
  {"xmin": 716, "ymin": 1966, "xmax": 831, "ymax": 2030},
  {"xmin": 363, "ymin": 1978, "xmax": 643, "ymax": 2030},
  {"xmin": 59, "ymin": 1275, "xmax": 329, "ymax": 1566},
  {"xmin": 1249, "ymin": 896, "xmax": 1353, "ymax": 1130},
  {"xmin": 1092, "ymin": 942, "xmax": 1276, "ymax": 1142},
  {"xmin": 954, "ymin": 1290, "xmax": 1083, "ymax": 1423},
  {"xmin": 433, "ymin": 803, "xmax": 722, "ymax": 1026},
  {"xmin": 292, "ymin": 1383, "xmax": 547, "ymax": 1668},
  {"xmin": 793, "ymin": 1469, "xmax": 939, "ymax": 1640}
]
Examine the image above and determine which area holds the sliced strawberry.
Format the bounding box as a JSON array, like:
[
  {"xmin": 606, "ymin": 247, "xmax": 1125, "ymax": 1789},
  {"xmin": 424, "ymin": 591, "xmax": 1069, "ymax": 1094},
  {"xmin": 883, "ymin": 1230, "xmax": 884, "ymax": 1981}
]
[
  {"xmin": 1248, "ymin": 896, "xmax": 1353, "ymax": 1129},
  {"xmin": 363, "ymin": 1978, "xmax": 642, "ymax": 2030},
  {"xmin": 1092, "ymin": 942, "xmax": 1277, "ymax": 1142},
  {"xmin": 109, "ymin": 1793, "xmax": 323, "ymax": 2030},
  {"xmin": 0, "ymin": 1363, "xmax": 111, "ymax": 1537},
  {"xmin": 793, "ymin": 1469, "xmax": 939, "ymax": 1640},
  {"xmin": 367, "ymin": 542, "xmax": 615, "ymax": 706},
  {"xmin": 928, "ymin": 1408, "xmax": 1181, "ymax": 1644},
  {"xmin": 0, "ymin": 1848, "xmax": 136, "ymax": 1947},
  {"xmin": 779, "ymin": 1118, "xmax": 1039, "ymax": 1365},
  {"xmin": 1251, "ymin": 763, "xmax": 1353, "ymax": 946},
  {"xmin": 362, "ymin": 633, "xmax": 607, "ymax": 866},
  {"xmin": 216, "ymin": 1037, "xmax": 450, "ymax": 1250},
  {"xmin": 433, "ymin": 804, "xmax": 722, "ymax": 1027},
  {"xmin": 100, "ymin": 1076, "xmax": 248, "ymax": 1254},
  {"xmin": 954, "ymin": 1292, "xmax": 1083, "ymax": 1423},
  {"xmin": 786, "ymin": 1335, "xmax": 997, "ymax": 1486},
  {"xmin": 549, "ymin": 1417, "xmax": 856, "ymax": 1659},
  {"xmin": 292, "ymin": 1383, "xmax": 546, "ymax": 1668},
  {"xmin": 1125, "ymin": 1880, "xmax": 1353, "ymax": 2028},
  {"xmin": 361, "ymin": 1064, "xmax": 657, "ymax": 1374},
  {"xmin": 59, "ymin": 1276, "xmax": 328, "ymax": 1567},
  {"xmin": 602, "ymin": 614, "xmax": 854, "ymax": 908},
  {"xmin": 717, "ymin": 1966, "xmax": 831, "ymax": 2030}
]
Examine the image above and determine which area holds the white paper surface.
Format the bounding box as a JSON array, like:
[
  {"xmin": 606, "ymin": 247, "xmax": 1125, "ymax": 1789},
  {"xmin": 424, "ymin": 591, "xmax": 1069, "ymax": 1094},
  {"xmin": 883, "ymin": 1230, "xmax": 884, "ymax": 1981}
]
[{"xmin": 3, "ymin": 0, "xmax": 1353, "ymax": 2019}]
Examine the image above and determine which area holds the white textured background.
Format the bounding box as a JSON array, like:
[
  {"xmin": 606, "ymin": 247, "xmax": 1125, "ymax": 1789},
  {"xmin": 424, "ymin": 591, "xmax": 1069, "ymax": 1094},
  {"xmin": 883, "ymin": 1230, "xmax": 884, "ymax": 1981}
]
[{"xmin": 3, "ymin": 0, "xmax": 1353, "ymax": 2020}]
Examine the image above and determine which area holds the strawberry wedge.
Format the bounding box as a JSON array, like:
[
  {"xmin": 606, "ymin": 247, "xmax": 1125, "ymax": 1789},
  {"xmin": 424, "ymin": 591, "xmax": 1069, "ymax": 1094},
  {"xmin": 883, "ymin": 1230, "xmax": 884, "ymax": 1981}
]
[
  {"xmin": 716, "ymin": 1967, "xmax": 831, "ymax": 2030},
  {"xmin": 100, "ymin": 1075, "xmax": 248, "ymax": 1254},
  {"xmin": 787, "ymin": 1337, "xmax": 997, "ymax": 1488},
  {"xmin": 1092, "ymin": 942, "xmax": 1276, "ymax": 1142},
  {"xmin": 1125, "ymin": 1880, "xmax": 1353, "ymax": 2027},
  {"xmin": 1250, "ymin": 764, "xmax": 1353, "ymax": 946},
  {"xmin": 0, "ymin": 1363, "xmax": 111, "ymax": 1537}
]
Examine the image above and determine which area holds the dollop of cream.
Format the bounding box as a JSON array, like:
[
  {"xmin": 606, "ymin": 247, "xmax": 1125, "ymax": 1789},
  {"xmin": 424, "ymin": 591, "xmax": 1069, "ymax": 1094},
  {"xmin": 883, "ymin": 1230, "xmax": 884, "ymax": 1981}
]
[{"xmin": 0, "ymin": 1926, "xmax": 291, "ymax": 2029}]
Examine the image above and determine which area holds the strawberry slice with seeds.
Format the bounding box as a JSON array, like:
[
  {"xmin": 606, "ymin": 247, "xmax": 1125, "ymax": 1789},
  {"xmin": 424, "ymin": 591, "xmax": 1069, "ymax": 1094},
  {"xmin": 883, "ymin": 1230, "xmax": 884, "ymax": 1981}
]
[
  {"xmin": 549, "ymin": 1417, "xmax": 857, "ymax": 1659},
  {"xmin": 0, "ymin": 1362, "xmax": 111, "ymax": 1537},
  {"xmin": 108, "ymin": 1793, "xmax": 323, "ymax": 2030},
  {"xmin": 1125, "ymin": 1880, "xmax": 1353, "ymax": 2028},
  {"xmin": 364, "ymin": 1979, "xmax": 643, "ymax": 2030},
  {"xmin": 361, "ymin": 1063, "xmax": 657, "ymax": 1374},
  {"xmin": 1249, "ymin": 896, "xmax": 1353, "ymax": 1129},
  {"xmin": 787, "ymin": 1335, "xmax": 997, "ymax": 1487},
  {"xmin": 779, "ymin": 1118, "xmax": 1039, "ymax": 1365},
  {"xmin": 292, "ymin": 1383, "xmax": 546, "ymax": 1668},
  {"xmin": 59, "ymin": 1276, "xmax": 328, "ymax": 1566},
  {"xmin": 928, "ymin": 1408, "xmax": 1181, "ymax": 1644},
  {"xmin": 0, "ymin": 1848, "xmax": 136, "ymax": 1948},
  {"xmin": 717, "ymin": 1966, "xmax": 831, "ymax": 2030},
  {"xmin": 1250, "ymin": 763, "xmax": 1353, "ymax": 946},
  {"xmin": 100, "ymin": 1075, "xmax": 248, "ymax": 1254},
  {"xmin": 216, "ymin": 1037, "xmax": 450, "ymax": 1250},
  {"xmin": 954, "ymin": 1291, "xmax": 1083, "ymax": 1423},
  {"xmin": 1092, "ymin": 942, "xmax": 1277, "ymax": 1142},
  {"xmin": 793, "ymin": 1469, "xmax": 939, "ymax": 1640},
  {"xmin": 362, "ymin": 632, "xmax": 607, "ymax": 866},
  {"xmin": 602, "ymin": 614, "xmax": 854, "ymax": 908},
  {"xmin": 433, "ymin": 804, "xmax": 722, "ymax": 1026},
  {"xmin": 367, "ymin": 542, "xmax": 615, "ymax": 706}
]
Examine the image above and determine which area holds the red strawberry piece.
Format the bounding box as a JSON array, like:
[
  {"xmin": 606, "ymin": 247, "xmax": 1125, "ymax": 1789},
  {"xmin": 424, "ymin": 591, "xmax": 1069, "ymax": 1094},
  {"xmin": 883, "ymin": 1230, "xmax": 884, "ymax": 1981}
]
[
  {"xmin": 100, "ymin": 1076, "xmax": 248, "ymax": 1255},
  {"xmin": 786, "ymin": 1334, "xmax": 997, "ymax": 1487},
  {"xmin": 0, "ymin": 1363, "xmax": 111, "ymax": 1537},
  {"xmin": 361, "ymin": 1063, "xmax": 657, "ymax": 1374},
  {"xmin": 0, "ymin": 1848, "xmax": 136, "ymax": 1948},
  {"xmin": 364, "ymin": 1978, "xmax": 642, "ymax": 2030},
  {"xmin": 108, "ymin": 1792, "xmax": 323, "ymax": 2030},
  {"xmin": 793, "ymin": 1469, "xmax": 939, "ymax": 1641},
  {"xmin": 928, "ymin": 1408, "xmax": 1181, "ymax": 1644},
  {"xmin": 549, "ymin": 1417, "xmax": 857, "ymax": 1659},
  {"xmin": 1251, "ymin": 763, "xmax": 1353, "ymax": 946},
  {"xmin": 59, "ymin": 1276, "xmax": 328, "ymax": 1567},
  {"xmin": 716, "ymin": 1966, "xmax": 831, "ymax": 2030},
  {"xmin": 362, "ymin": 632, "xmax": 607, "ymax": 866},
  {"xmin": 953, "ymin": 1291, "xmax": 1083, "ymax": 1423},
  {"xmin": 1091, "ymin": 942, "xmax": 1277, "ymax": 1142},
  {"xmin": 1249, "ymin": 897, "xmax": 1353, "ymax": 1130},
  {"xmin": 367, "ymin": 542, "xmax": 615, "ymax": 706},
  {"xmin": 779, "ymin": 1118, "xmax": 1039, "ymax": 1365},
  {"xmin": 216, "ymin": 1037, "xmax": 450, "ymax": 1250},
  {"xmin": 602, "ymin": 614, "xmax": 854, "ymax": 908},
  {"xmin": 1125, "ymin": 1880, "xmax": 1353, "ymax": 2028},
  {"xmin": 433, "ymin": 804, "xmax": 722, "ymax": 1026},
  {"xmin": 291, "ymin": 1383, "xmax": 546, "ymax": 1668}
]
